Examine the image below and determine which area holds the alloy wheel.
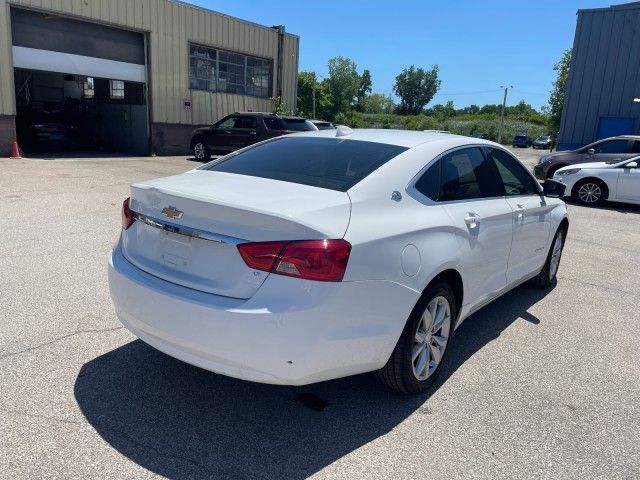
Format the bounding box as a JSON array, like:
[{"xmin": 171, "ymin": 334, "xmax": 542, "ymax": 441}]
[
  {"xmin": 548, "ymin": 231, "xmax": 563, "ymax": 280},
  {"xmin": 412, "ymin": 296, "xmax": 451, "ymax": 381},
  {"xmin": 578, "ymin": 182, "xmax": 602, "ymax": 204},
  {"xmin": 194, "ymin": 142, "xmax": 205, "ymax": 160}
]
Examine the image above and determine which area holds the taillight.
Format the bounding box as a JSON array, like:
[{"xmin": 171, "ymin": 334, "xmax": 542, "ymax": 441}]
[
  {"xmin": 237, "ymin": 241, "xmax": 287, "ymax": 271},
  {"xmin": 237, "ymin": 239, "xmax": 351, "ymax": 282},
  {"xmin": 122, "ymin": 197, "xmax": 135, "ymax": 230}
]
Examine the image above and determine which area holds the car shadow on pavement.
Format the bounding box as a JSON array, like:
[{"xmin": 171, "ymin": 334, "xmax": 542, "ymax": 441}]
[
  {"xmin": 564, "ymin": 198, "xmax": 640, "ymax": 214},
  {"xmin": 74, "ymin": 284, "xmax": 550, "ymax": 479}
]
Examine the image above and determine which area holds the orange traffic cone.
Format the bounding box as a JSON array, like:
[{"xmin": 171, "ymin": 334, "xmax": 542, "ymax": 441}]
[{"xmin": 10, "ymin": 140, "xmax": 21, "ymax": 159}]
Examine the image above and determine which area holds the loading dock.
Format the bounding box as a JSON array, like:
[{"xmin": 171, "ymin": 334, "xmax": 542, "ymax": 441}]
[{"xmin": 10, "ymin": 8, "xmax": 149, "ymax": 155}]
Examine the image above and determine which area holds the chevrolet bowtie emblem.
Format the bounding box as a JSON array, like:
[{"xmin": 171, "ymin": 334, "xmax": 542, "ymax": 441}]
[{"xmin": 162, "ymin": 206, "xmax": 184, "ymax": 220}]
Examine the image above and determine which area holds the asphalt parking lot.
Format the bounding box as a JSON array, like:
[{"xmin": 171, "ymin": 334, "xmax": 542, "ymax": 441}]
[{"xmin": 1, "ymin": 151, "xmax": 639, "ymax": 479}]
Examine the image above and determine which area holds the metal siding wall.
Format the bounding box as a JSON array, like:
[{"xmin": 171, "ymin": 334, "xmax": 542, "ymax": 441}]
[
  {"xmin": 0, "ymin": 0, "xmax": 298, "ymax": 124},
  {"xmin": 560, "ymin": 6, "xmax": 640, "ymax": 147},
  {"xmin": 0, "ymin": 0, "xmax": 12, "ymax": 115}
]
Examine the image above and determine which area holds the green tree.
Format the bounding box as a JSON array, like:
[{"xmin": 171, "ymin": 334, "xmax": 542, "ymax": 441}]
[
  {"xmin": 393, "ymin": 65, "xmax": 441, "ymax": 115},
  {"xmin": 327, "ymin": 56, "xmax": 361, "ymax": 117},
  {"xmin": 297, "ymin": 71, "xmax": 317, "ymax": 117},
  {"xmin": 548, "ymin": 48, "xmax": 572, "ymax": 133},
  {"xmin": 362, "ymin": 93, "xmax": 395, "ymax": 114},
  {"xmin": 271, "ymin": 96, "xmax": 289, "ymax": 115},
  {"xmin": 461, "ymin": 104, "xmax": 480, "ymax": 115},
  {"xmin": 355, "ymin": 69, "xmax": 372, "ymax": 111},
  {"xmin": 314, "ymin": 80, "xmax": 334, "ymax": 120}
]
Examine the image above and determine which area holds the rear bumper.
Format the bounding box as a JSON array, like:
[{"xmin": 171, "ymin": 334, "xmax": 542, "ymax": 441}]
[{"xmin": 108, "ymin": 243, "xmax": 419, "ymax": 385}]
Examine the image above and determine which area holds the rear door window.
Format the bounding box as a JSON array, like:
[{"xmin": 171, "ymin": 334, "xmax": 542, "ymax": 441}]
[
  {"xmin": 282, "ymin": 118, "xmax": 314, "ymax": 131},
  {"xmin": 263, "ymin": 117, "xmax": 282, "ymax": 130},
  {"xmin": 236, "ymin": 116, "xmax": 257, "ymax": 129},
  {"xmin": 414, "ymin": 161, "xmax": 441, "ymax": 201},
  {"xmin": 439, "ymin": 147, "xmax": 503, "ymax": 201},
  {"xmin": 201, "ymin": 137, "xmax": 407, "ymax": 191}
]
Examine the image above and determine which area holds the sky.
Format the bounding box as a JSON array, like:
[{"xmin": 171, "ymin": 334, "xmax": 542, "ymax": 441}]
[{"xmin": 190, "ymin": 0, "xmax": 615, "ymax": 110}]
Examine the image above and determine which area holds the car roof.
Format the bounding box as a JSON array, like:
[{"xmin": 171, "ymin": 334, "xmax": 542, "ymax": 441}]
[
  {"xmin": 231, "ymin": 112, "xmax": 306, "ymax": 120},
  {"xmin": 290, "ymin": 128, "xmax": 497, "ymax": 149}
]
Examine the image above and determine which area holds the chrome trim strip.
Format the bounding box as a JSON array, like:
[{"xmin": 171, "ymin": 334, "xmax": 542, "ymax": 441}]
[{"xmin": 132, "ymin": 211, "xmax": 246, "ymax": 245}]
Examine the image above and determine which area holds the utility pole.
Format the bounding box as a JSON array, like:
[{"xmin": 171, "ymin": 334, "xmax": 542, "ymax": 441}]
[{"xmin": 498, "ymin": 85, "xmax": 513, "ymax": 144}]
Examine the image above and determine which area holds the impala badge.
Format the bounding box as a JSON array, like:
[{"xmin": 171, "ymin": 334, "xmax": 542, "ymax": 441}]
[{"xmin": 162, "ymin": 206, "xmax": 183, "ymax": 220}]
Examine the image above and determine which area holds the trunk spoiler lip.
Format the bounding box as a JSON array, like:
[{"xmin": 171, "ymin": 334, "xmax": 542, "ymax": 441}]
[{"xmin": 132, "ymin": 210, "xmax": 247, "ymax": 245}]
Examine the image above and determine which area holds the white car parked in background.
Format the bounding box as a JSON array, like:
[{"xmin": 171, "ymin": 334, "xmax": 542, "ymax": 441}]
[
  {"xmin": 108, "ymin": 129, "xmax": 569, "ymax": 394},
  {"xmin": 553, "ymin": 157, "xmax": 640, "ymax": 206}
]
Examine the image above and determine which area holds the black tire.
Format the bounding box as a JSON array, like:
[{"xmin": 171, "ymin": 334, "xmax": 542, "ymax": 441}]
[
  {"xmin": 192, "ymin": 139, "xmax": 210, "ymax": 161},
  {"xmin": 572, "ymin": 178, "xmax": 607, "ymax": 206},
  {"xmin": 375, "ymin": 281, "xmax": 458, "ymax": 394},
  {"xmin": 530, "ymin": 225, "xmax": 566, "ymax": 288}
]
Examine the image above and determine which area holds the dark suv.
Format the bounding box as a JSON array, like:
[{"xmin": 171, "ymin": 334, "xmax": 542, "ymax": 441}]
[
  {"xmin": 512, "ymin": 134, "xmax": 533, "ymax": 148},
  {"xmin": 534, "ymin": 135, "xmax": 640, "ymax": 179},
  {"xmin": 190, "ymin": 112, "xmax": 318, "ymax": 160}
]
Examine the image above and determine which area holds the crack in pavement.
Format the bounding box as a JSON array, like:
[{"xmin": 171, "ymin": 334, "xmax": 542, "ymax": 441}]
[
  {"xmin": 558, "ymin": 276, "xmax": 636, "ymax": 296},
  {"xmin": 0, "ymin": 326, "xmax": 125, "ymax": 361}
]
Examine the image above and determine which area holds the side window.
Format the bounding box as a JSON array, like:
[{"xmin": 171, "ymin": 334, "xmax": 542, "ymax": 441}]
[
  {"xmin": 263, "ymin": 117, "xmax": 281, "ymax": 130},
  {"xmin": 631, "ymin": 141, "xmax": 640, "ymax": 153},
  {"xmin": 237, "ymin": 116, "xmax": 257, "ymax": 129},
  {"xmin": 215, "ymin": 116, "xmax": 238, "ymax": 129},
  {"xmin": 414, "ymin": 160, "xmax": 441, "ymax": 201},
  {"xmin": 488, "ymin": 148, "xmax": 540, "ymax": 196},
  {"xmin": 594, "ymin": 139, "xmax": 628, "ymax": 153},
  {"xmin": 439, "ymin": 147, "xmax": 502, "ymax": 201}
]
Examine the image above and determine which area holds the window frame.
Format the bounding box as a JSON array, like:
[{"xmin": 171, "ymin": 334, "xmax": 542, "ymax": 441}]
[
  {"xmin": 188, "ymin": 42, "xmax": 273, "ymax": 99},
  {"xmin": 408, "ymin": 144, "xmax": 518, "ymax": 205},
  {"xmin": 109, "ymin": 79, "xmax": 125, "ymax": 100},
  {"xmin": 82, "ymin": 77, "xmax": 94, "ymax": 99}
]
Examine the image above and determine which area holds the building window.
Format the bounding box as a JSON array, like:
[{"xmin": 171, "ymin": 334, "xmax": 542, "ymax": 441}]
[
  {"xmin": 189, "ymin": 43, "xmax": 272, "ymax": 98},
  {"xmin": 83, "ymin": 77, "xmax": 94, "ymax": 99},
  {"xmin": 246, "ymin": 57, "xmax": 271, "ymax": 98},
  {"xmin": 189, "ymin": 44, "xmax": 217, "ymax": 91},
  {"xmin": 110, "ymin": 80, "xmax": 125, "ymax": 99}
]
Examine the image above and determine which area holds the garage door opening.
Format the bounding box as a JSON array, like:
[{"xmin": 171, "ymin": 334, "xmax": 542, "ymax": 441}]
[
  {"xmin": 14, "ymin": 69, "xmax": 148, "ymax": 155},
  {"xmin": 10, "ymin": 7, "xmax": 149, "ymax": 156}
]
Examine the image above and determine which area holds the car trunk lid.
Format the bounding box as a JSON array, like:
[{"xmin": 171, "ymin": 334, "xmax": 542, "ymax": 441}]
[{"xmin": 121, "ymin": 170, "xmax": 351, "ymax": 299}]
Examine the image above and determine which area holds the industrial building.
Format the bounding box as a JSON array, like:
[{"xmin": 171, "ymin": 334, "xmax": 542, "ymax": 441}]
[
  {"xmin": 0, "ymin": 0, "xmax": 299, "ymax": 156},
  {"xmin": 559, "ymin": 2, "xmax": 640, "ymax": 150}
]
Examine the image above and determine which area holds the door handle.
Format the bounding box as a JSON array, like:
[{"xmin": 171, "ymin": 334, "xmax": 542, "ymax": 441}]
[
  {"xmin": 464, "ymin": 212, "xmax": 481, "ymax": 229},
  {"xmin": 223, "ymin": 130, "xmax": 232, "ymax": 134},
  {"xmin": 514, "ymin": 204, "xmax": 526, "ymax": 220},
  {"xmin": 249, "ymin": 131, "xmax": 257, "ymax": 135}
]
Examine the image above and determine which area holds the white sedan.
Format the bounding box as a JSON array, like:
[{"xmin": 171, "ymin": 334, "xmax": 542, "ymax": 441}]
[
  {"xmin": 553, "ymin": 157, "xmax": 640, "ymax": 206},
  {"xmin": 108, "ymin": 129, "xmax": 568, "ymax": 394}
]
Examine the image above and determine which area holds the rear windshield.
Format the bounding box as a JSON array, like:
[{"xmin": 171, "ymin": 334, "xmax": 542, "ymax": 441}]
[
  {"xmin": 200, "ymin": 137, "xmax": 408, "ymax": 191},
  {"xmin": 282, "ymin": 119, "xmax": 314, "ymax": 131}
]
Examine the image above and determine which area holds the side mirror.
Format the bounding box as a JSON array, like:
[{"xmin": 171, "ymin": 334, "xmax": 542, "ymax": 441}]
[
  {"xmin": 587, "ymin": 148, "xmax": 595, "ymax": 155},
  {"xmin": 625, "ymin": 161, "xmax": 638, "ymax": 169},
  {"xmin": 543, "ymin": 179, "xmax": 566, "ymax": 198}
]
